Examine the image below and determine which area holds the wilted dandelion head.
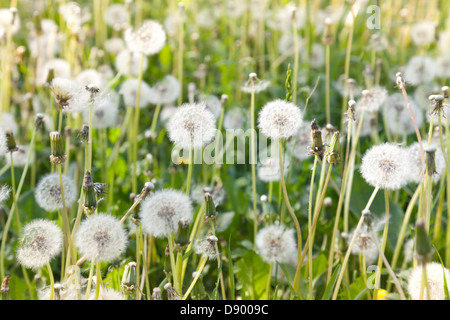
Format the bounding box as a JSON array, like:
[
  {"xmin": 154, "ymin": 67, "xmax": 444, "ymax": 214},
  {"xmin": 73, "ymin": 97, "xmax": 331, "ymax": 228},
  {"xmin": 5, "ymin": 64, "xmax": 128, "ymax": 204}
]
[
  {"xmin": 125, "ymin": 20, "xmax": 166, "ymax": 56},
  {"xmin": 383, "ymin": 93, "xmax": 423, "ymax": 136},
  {"xmin": 191, "ymin": 185, "xmax": 225, "ymax": 206},
  {"xmin": 75, "ymin": 213, "xmax": 127, "ymax": 262},
  {"xmin": 255, "ymin": 224, "xmax": 297, "ymax": 264},
  {"xmin": 241, "ymin": 73, "xmax": 270, "ymax": 94},
  {"xmin": 194, "ymin": 235, "xmax": 218, "ymax": 260},
  {"xmin": 139, "ymin": 189, "xmax": 193, "ymax": 238},
  {"xmin": 360, "ymin": 143, "xmax": 411, "ymax": 190},
  {"xmin": 167, "ymin": 103, "xmax": 217, "ymax": 149},
  {"xmin": 407, "ymin": 142, "xmax": 446, "ymax": 184},
  {"xmin": 407, "ymin": 262, "xmax": 450, "ymax": 300},
  {"xmin": 258, "ymin": 99, "xmax": 303, "ymax": 140},
  {"xmin": 35, "ymin": 173, "xmax": 77, "ymax": 212},
  {"xmin": 16, "ymin": 219, "xmax": 63, "ymax": 269},
  {"xmin": 148, "ymin": 75, "xmax": 181, "ymax": 105},
  {"xmin": 356, "ymin": 87, "xmax": 388, "ymax": 113}
]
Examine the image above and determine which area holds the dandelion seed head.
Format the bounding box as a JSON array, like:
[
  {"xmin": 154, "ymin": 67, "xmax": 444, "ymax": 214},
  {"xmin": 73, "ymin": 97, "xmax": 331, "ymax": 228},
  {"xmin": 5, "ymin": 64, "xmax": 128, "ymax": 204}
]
[
  {"xmin": 407, "ymin": 262, "xmax": 450, "ymax": 300},
  {"xmin": 167, "ymin": 103, "xmax": 217, "ymax": 149},
  {"xmin": 198, "ymin": 94, "xmax": 222, "ymax": 119},
  {"xmin": 104, "ymin": 37, "xmax": 126, "ymax": 55},
  {"xmin": 258, "ymin": 99, "xmax": 303, "ymax": 140},
  {"xmin": 191, "ymin": 185, "xmax": 225, "ymax": 207},
  {"xmin": 360, "ymin": 143, "xmax": 411, "ymax": 190},
  {"xmin": 104, "ymin": 4, "xmax": 128, "ymax": 28},
  {"xmin": 16, "ymin": 219, "xmax": 63, "ymax": 269},
  {"xmin": 435, "ymin": 54, "xmax": 450, "ymax": 80},
  {"xmin": 125, "ymin": 20, "xmax": 166, "ymax": 56},
  {"xmin": 348, "ymin": 225, "xmax": 380, "ymax": 265},
  {"xmin": 404, "ymin": 56, "xmax": 436, "ymax": 86},
  {"xmin": 383, "ymin": 93, "xmax": 423, "ymax": 136},
  {"xmin": 34, "ymin": 173, "xmax": 77, "ymax": 212},
  {"xmin": 256, "ymin": 224, "xmax": 297, "ymax": 264},
  {"xmin": 75, "ymin": 69, "xmax": 107, "ymax": 89},
  {"xmin": 223, "ymin": 107, "xmax": 246, "ymax": 130},
  {"xmin": 148, "ymin": 75, "xmax": 181, "ymax": 105},
  {"xmin": 115, "ymin": 50, "xmax": 148, "ymax": 77},
  {"xmin": 257, "ymin": 156, "xmax": 289, "ymax": 182},
  {"xmin": 5, "ymin": 144, "xmax": 35, "ymax": 167},
  {"xmin": 139, "ymin": 189, "xmax": 193, "ymax": 238},
  {"xmin": 194, "ymin": 235, "xmax": 218, "ymax": 260},
  {"xmin": 411, "ymin": 21, "xmax": 436, "ymax": 47},
  {"xmin": 119, "ymin": 78, "xmax": 152, "ymax": 108},
  {"xmin": 82, "ymin": 91, "xmax": 119, "ymax": 129},
  {"xmin": 356, "ymin": 87, "xmax": 388, "ymax": 113},
  {"xmin": 75, "ymin": 213, "xmax": 127, "ymax": 262},
  {"xmin": 407, "ymin": 142, "xmax": 446, "ymax": 184}
]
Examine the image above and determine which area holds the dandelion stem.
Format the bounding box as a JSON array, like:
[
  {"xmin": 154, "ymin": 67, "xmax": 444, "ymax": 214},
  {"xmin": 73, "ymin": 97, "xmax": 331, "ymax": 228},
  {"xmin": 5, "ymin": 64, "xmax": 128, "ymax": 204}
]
[
  {"xmin": 278, "ymin": 142, "xmax": 302, "ymax": 296},
  {"xmin": 132, "ymin": 54, "xmax": 145, "ymax": 194},
  {"xmin": 307, "ymin": 154, "xmax": 319, "ymax": 299},
  {"xmin": 250, "ymin": 90, "xmax": 258, "ymax": 251},
  {"xmin": 182, "ymin": 255, "xmax": 208, "ymax": 300},
  {"xmin": 46, "ymin": 261, "xmax": 55, "ymax": 300}
]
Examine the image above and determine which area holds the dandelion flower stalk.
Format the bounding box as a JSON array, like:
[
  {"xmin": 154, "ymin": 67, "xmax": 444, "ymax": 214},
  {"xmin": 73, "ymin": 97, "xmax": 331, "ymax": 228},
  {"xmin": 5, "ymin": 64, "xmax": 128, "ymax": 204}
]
[{"xmin": 182, "ymin": 255, "xmax": 208, "ymax": 300}]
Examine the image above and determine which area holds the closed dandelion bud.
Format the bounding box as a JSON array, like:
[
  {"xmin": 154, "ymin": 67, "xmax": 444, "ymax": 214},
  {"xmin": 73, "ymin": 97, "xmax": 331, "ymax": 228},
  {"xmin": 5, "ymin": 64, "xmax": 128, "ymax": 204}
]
[
  {"xmin": 174, "ymin": 220, "xmax": 190, "ymax": 249},
  {"xmin": 1, "ymin": 276, "xmax": 10, "ymax": 300},
  {"xmin": 309, "ymin": 119, "xmax": 324, "ymax": 155},
  {"xmin": 220, "ymin": 94, "xmax": 228, "ymax": 106},
  {"xmin": 321, "ymin": 18, "xmax": 334, "ymax": 45},
  {"xmin": 424, "ymin": 145, "xmax": 437, "ymax": 176},
  {"xmin": 83, "ymin": 171, "xmax": 97, "ymax": 215},
  {"xmin": 152, "ymin": 287, "xmax": 162, "ymax": 300},
  {"xmin": 325, "ymin": 131, "xmax": 341, "ymax": 165},
  {"xmin": 121, "ymin": 261, "xmax": 137, "ymax": 295},
  {"xmin": 34, "ymin": 113, "xmax": 45, "ymax": 130},
  {"xmin": 4, "ymin": 129, "xmax": 18, "ymax": 153},
  {"xmin": 442, "ymin": 86, "xmax": 449, "ymax": 98},
  {"xmin": 204, "ymin": 192, "xmax": 217, "ymax": 222},
  {"xmin": 415, "ymin": 220, "xmax": 433, "ymax": 263},
  {"xmin": 85, "ymin": 84, "xmax": 100, "ymax": 101},
  {"xmin": 49, "ymin": 131, "xmax": 65, "ymax": 164}
]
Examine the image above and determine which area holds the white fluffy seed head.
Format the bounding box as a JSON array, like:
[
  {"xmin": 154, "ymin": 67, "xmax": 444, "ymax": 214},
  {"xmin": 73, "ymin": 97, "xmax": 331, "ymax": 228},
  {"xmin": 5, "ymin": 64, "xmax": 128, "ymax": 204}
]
[
  {"xmin": 194, "ymin": 236, "xmax": 218, "ymax": 260},
  {"xmin": 411, "ymin": 21, "xmax": 436, "ymax": 47},
  {"xmin": 125, "ymin": 20, "xmax": 166, "ymax": 56},
  {"xmin": 75, "ymin": 213, "xmax": 127, "ymax": 262},
  {"xmin": 198, "ymin": 94, "xmax": 222, "ymax": 119},
  {"xmin": 404, "ymin": 56, "xmax": 437, "ymax": 86},
  {"xmin": 190, "ymin": 185, "xmax": 225, "ymax": 206},
  {"xmin": 383, "ymin": 93, "xmax": 423, "ymax": 136},
  {"xmin": 347, "ymin": 224, "xmax": 380, "ymax": 265},
  {"xmin": 104, "ymin": 3, "xmax": 129, "ymax": 28},
  {"xmin": 258, "ymin": 99, "xmax": 303, "ymax": 140},
  {"xmin": 407, "ymin": 142, "xmax": 446, "ymax": 184},
  {"xmin": 35, "ymin": 173, "xmax": 78, "ymax": 212},
  {"xmin": 119, "ymin": 78, "xmax": 153, "ymax": 108},
  {"xmin": 50, "ymin": 77, "xmax": 91, "ymax": 113},
  {"xmin": 16, "ymin": 219, "xmax": 63, "ymax": 269},
  {"xmin": 82, "ymin": 91, "xmax": 119, "ymax": 129},
  {"xmin": 255, "ymin": 224, "xmax": 297, "ymax": 264},
  {"xmin": 356, "ymin": 86, "xmax": 388, "ymax": 113},
  {"xmin": 115, "ymin": 50, "xmax": 148, "ymax": 77},
  {"xmin": 407, "ymin": 262, "xmax": 450, "ymax": 300},
  {"xmin": 139, "ymin": 189, "xmax": 193, "ymax": 238},
  {"xmin": 5, "ymin": 144, "xmax": 35, "ymax": 167},
  {"xmin": 287, "ymin": 122, "xmax": 317, "ymax": 161},
  {"xmin": 167, "ymin": 102, "xmax": 217, "ymax": 149},
  {"xmin": 0, "ymin": 184, "xmax": 11, "ymax": 203},
  {"xmin": 360, "ymin": 143, "xmax": 411, "ymax": 190},
  {"xmin": 223, "ymin": 107, "xmax": 246, "ymax": 130},
  {"xmin": 257, "ymin": 156, "xmax": 289, "ymax": 182},
  {"xmin": 147, "ymin": 75, "xmax": 181, "ymax": 105}
]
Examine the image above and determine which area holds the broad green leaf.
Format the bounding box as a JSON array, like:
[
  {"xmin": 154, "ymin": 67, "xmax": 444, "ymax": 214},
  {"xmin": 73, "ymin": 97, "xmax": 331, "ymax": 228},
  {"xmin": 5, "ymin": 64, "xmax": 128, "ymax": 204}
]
[
  {"xmin": 235, "ymin": 250, "xmax": 269, "ymax": 300},
  {"xmin": 321, "ymin": 264, "xmax": 341, "ymax": 300}
]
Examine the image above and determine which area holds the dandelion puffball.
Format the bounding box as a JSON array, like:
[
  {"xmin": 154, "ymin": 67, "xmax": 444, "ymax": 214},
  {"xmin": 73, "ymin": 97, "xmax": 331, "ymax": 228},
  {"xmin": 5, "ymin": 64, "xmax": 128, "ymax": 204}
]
[
  {"xmin": 167, "ymin": 102, "xmax": 217, "ymax": 149},
  {"xmin": 360, "ymin": 143, "xmax": 411, "ymax": 190},
  {"xmin": 139, "ymin": 189, "xmax": 193, "ymax": 238},
  {"xmin": 258, "ymin": 99, "xmax": 303, "ymax": 140},
  {"xmin": 35, "ymin": 173, "xmax": 78, "ymax": 212},
  {"xmin": 16, "ymin": 219, "xmax": 63, "ymax": 269},
  {"xmin": 125, "ymin": 20, "xmax": 166, "ymax": 56},
  {"xmin": 407, "ymin": 262, "xmax": 450, "ymax": 300},
  {"xmin": 255, "ymin": 224, "xmax": 297, "ymax": 264},
  {"xmin": 75, "ymin": 213, "xmax": 127, "ymax": 262}
]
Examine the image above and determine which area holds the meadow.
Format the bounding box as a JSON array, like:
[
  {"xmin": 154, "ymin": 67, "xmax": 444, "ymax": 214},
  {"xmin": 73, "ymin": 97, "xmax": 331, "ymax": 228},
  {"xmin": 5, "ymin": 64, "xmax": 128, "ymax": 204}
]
[{"xmin": 0, "ymin": 0, "xmax": 449, "ymax": 301}]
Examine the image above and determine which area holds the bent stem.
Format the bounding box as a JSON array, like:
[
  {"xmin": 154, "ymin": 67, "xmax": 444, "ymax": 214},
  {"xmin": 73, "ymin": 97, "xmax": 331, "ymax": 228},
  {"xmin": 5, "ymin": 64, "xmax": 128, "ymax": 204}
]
[{"xmin": 278, "ymin": 141, "xmax": 302, "ymax": 296}]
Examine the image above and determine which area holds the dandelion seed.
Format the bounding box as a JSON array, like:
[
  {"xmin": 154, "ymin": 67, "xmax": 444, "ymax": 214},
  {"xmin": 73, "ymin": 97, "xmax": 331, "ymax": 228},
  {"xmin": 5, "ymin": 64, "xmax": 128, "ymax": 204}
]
[
  {"xmin": 139, "ymin": 189, "xmax": 193, "ymax": 238},
  {"xmin": 34, "ymin": 173, "xmax": 77, "ymax": 212},
  {"xmin": 258, "ymin": 99, "xmax": 303, "ymax": 140},
  {"xmin": 167, "ymin": 102, "xmax": 217, "ymax": 150},
  {"xmin": 125, "ymin": 20, "xmax": 166, "ymax": 56},
  {"xmin": 360, "ymin": 143, "xmax": 411, "ymax": 190},
  {"xmin": 255, "ymin": 224, "xmax": 297, "ymax": 264},
  {"xmin": 16, "ymin": 219, "xmax": 63, "ymax": 270},
  {"xmin": 75, "ymin": 213, "xmax": 127, "ymax": 262},
  {"xmin": 407, "ymin": 262, "xmax": 450, "ymax": 300}
]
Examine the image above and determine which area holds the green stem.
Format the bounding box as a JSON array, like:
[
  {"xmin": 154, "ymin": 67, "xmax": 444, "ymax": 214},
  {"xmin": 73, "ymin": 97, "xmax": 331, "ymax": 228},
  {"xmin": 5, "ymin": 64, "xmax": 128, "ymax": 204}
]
[
  {"xmin": 182, "ymin": 256, "xmax": 208, "ymax": 300},
  {"xmin": 46, "ymin": 261, "xmax": 55, "ymax": 300}
]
